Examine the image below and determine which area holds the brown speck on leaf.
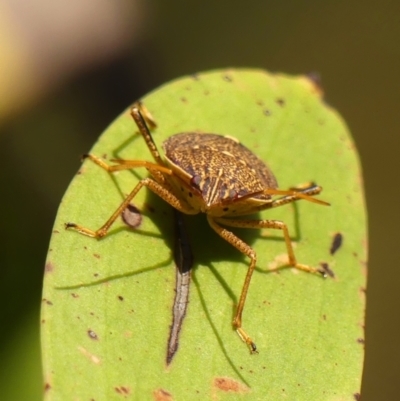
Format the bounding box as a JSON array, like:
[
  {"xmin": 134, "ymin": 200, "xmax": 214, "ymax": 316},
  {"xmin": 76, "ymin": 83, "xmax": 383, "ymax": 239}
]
[
  {"xmin": 43, "ymin": 298, "xmax": 53, "ymax": 306},
  {"xmin": 44, "ymin": 382, "xmax": 51, "ymax": 392},
  {"xmin": 353, "ymin": 393, "xmax": 361, "ymax": 400},
  {"xmin": 319, "ymin": 262, "xmax": 335, "ymax": 278},
  {"xmin": 71, "ymin": 293, "xmax": 79, "ymax": 298},
  {"xmin": 223, "ymin": 74, "xmax": 233, "ymax": 82},
  {"xmin": 357, "ymin": 338, "xmax": 365, "ymax": 345},
  {"xmin": 213, "ymin": 377, "xmax": 249, "ymax": 393},
  {"xmin": 153, "ymin": 388, "xmax": 174, "ymax": 401},
  {"xmin": 52, "ymin": 230, "xmax": 60, "ymax": 234},
  {"xmin": 88, "ymin": 330, "xmax": 98, "ymax": 340},
  {"xmin": 330, "ymin": 232, "xmax": 343, "ymax": 255},
  {"xmin": 93, "ymin": 253, "xmax": 100, "ymax": 259},
  {"xmin": 45, "ymin": 262, "xmax": 54, "ymax": 273},
  {"xmin": 359, "ymin": 286, "xmax": 367, "ymax": 301},
  {"xmin": 122, "ymin": 204, "xmax": 142, "ymax": 229},
  {"xmin": 115, "ymin": 386, "xmax": 130, "ymax": 396},
  {"xmin": 180, "ymin": 97, "xmax": 188, "ymax": 103},
  {"xmin": 276, "ymin": 98, "xmax": 285, "ymax": 106},
  {"xmin": 264, "ymin": 109, "xmax": 271, "ymax": 116},
  {"xmin": 118, "ymin": 295, "xmax": 124, "ymax": 301}
]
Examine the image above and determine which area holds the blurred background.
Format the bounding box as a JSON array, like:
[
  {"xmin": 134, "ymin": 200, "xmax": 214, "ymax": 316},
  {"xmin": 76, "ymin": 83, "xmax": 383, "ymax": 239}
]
[{"xmin": 0, "ymin": 0, "xmax": 397, "ymax": 399}]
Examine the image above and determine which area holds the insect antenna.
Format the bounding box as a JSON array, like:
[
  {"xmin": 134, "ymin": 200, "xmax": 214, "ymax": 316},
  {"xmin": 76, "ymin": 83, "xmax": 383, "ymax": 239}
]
[{"xmin": 130, "ymin": 102, "xmax": 164, "ymax": 166}]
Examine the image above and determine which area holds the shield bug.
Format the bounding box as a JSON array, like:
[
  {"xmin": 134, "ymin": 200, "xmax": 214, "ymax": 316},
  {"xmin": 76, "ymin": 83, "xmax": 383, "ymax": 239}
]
[{"xmin": 66, "ymin": 102, "xmax": 329, "ymax": 353}]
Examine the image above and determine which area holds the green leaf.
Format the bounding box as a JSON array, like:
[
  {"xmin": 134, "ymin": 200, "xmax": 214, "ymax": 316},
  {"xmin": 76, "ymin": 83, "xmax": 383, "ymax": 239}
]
[{"xmin": 42, "ymin": 69, "xmax": 367, "ymax": 400}]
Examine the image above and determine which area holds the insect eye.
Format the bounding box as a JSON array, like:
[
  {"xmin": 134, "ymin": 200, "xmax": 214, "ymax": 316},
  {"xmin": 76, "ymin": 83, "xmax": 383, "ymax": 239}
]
[
  {"xmin": 190, "ymin": 175, "xmax": 202, "ymax": 190},
  {"xmin": 228, "ymin": 189, "xmax": 238, "ymax": 200}
]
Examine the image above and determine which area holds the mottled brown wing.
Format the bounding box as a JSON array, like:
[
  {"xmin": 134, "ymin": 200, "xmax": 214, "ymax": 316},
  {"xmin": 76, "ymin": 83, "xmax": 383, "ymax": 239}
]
[{"xmin": 163, "ymin": 133, "xmax": 278, "ymax": 206}]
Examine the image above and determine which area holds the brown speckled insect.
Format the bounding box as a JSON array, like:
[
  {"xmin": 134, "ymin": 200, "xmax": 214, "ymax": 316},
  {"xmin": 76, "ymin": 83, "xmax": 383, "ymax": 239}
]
[{"xmin": 66, "ymin": 102, "xmax": 329, "ymax": 353}]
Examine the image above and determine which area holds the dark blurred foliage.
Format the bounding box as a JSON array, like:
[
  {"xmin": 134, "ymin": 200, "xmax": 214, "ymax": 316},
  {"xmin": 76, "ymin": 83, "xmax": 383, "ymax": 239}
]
[{"xmin": 1, "ymin": 0, "xmax": 399, "ymax": 399}]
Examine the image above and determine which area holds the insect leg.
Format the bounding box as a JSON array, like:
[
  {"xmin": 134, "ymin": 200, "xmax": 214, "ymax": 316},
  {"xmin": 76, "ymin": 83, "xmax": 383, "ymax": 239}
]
[
  {"xmin": 66, "ymin": 178, "xmax": 197, "ymax": 238},
  {"xmin": 207, "ymin": 216, "xmax": 258, "ymax": 354},
  {"xmin": 262, "ymin": 185, "xmax": 329, "ymax": 207},
  {"xmin": 81, "ymin": 154, "xmax": 172, "ymax": 175},
  {"xmin": 215, "ymin": 217, "xmax": 326, "ymax": 276}
]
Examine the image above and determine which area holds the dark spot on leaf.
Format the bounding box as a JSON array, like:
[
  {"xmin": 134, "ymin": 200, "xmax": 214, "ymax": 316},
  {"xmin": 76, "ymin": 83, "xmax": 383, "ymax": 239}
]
[
  {"xmin": 213, "ymin": 377, "xmax": 249, "ymax": 393},
  {"xmin": 276, "ymin": 98, "xmax": 285, "ymax": 106},
  {"xmin": 357, "ymin": 338, "xmax": 365, "ymax": 344},
  {"xmin": 45, "ymin": 262, "xmax": 54, "ymax": 273},
  {"xmin": 88, "ymin": 330, "xmax": 98, "ymax": 340},
  {"xmin": 122, "ymin": 204, "xmax": 142, "ymax": 229},
  {"xmin": 264, "ymin": 109, "xmax": 271, "ymax": 116},
  {"xmin": 52, "ymin": 230, "xmax": 60, "ymax": 234},
  {"xmin": 180, "ymin": 97, "xmax": 188, "ymax": 103},
  {"xmin": 319, "ymin": 262, "xmax": 335, "ymax": 278},
  {"xmin": 353, "ymin": 393, "xmax": 361, "ymax": 400},
  {"xmin": 153, "ymin": 388, "xmax": 174, "ymax": 401},
  {"xmin": 330, "ymin": 232, "xmax": 343, "ymax": 255},
  {"xmin": 115, "ymin": 386, "xmax": 130, "ymax": 396},
  {"xmin": 93, "ymin": 273, "xmax": 99, "ymax": 277},
  {"xmin": 191, "ymin": 73, "xmax": 200, "ymax": 80},
  {"xmin": 71, "ymin": 293, "xmax": 79, "ymax": 298},
  {"xmin": 93, "ymin": 253, "xmax": 100, "ymax": 259},
  {"xmin": 223, "ymin": 74, "xmax": 233, "ymax": 82},
  {"xmin": 322, "ymin": 314, "xmax": 327, "ymax": 320},
  {"xmin": 256, "ymin": 100, "xmax": 264, "ymax": 106},
  {"xmin": 118, "ymin": 295, "xmax": 124, "ymax": 301},
  {"xmin": 44, "ymin": 383, "xmax": 51, "ymax": 391},
  {"xmin": 43, "ymin": 298, "xmax": 53, "ymax": 306}
]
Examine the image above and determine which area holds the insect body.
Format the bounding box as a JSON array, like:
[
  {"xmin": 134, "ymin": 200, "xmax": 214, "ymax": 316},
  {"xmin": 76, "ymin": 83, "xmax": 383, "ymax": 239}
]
[
  {"xmin": 66, "ymin": 102, "xmax": 329, "ymax": 353},
  {"xmin": 163, "ymin": 132, "xmax": 279, "ymax": 216}
]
